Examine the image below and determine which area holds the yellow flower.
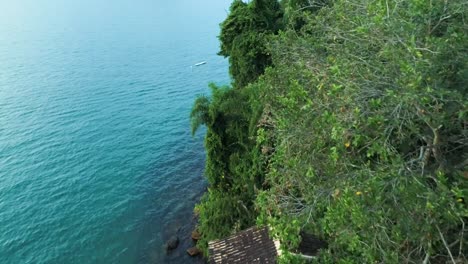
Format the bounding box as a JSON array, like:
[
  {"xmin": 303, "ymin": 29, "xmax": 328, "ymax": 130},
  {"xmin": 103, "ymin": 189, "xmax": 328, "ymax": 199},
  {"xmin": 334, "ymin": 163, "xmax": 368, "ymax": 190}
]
[
  {"xmin": 345, "ymin": 141, "xmax": 351, "ymax": 148},
  {"xmin": 356, "ymin": 191, "xmax": 362, "ymax": 196},
  {"xmin": 457, "ymin": 198, "xmax": 463, "ymax": 203}
]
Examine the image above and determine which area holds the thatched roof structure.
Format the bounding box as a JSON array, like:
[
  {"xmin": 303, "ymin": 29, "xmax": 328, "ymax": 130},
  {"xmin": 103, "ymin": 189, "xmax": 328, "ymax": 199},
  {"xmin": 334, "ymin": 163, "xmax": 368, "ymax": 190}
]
[
  {"xmin": 208, "ymin": 227, "xmax": 278, "ymax": 263},
  {"xmin": 208, "ymin": 226, "xmax": 327, "ymax": 263}
]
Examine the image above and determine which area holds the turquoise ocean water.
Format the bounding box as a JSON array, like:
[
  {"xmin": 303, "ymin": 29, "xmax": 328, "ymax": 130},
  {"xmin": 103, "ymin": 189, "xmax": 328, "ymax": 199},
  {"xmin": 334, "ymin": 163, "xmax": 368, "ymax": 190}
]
[{"xmin": 0, "ymin": 1, "xmax": 230, "ymax": 263}]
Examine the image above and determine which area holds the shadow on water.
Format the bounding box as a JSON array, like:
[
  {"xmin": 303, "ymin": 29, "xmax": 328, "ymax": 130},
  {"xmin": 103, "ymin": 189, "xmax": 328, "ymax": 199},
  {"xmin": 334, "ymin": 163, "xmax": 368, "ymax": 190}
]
[
  {"xmin": 142, "ymin": 182, "xmax": 208, "ymax": 264},
  {"xmin": 161, "ymin": 186, "xmax": 207, "ymax": 264},
  {"xmin": 135, "ymin": 140, "xmax": 208, "ymax": 264}
]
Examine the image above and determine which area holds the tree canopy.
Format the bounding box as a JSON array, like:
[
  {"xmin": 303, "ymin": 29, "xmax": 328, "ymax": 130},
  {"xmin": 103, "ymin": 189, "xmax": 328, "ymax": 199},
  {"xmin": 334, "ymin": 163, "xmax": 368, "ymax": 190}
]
[
  {"xmin": 192, "ymin": 0, "xmax": 467, "ymax": 262},
  {"xmin": 218, "ymin": 0, "xmax": 283, "ymax": 88}
]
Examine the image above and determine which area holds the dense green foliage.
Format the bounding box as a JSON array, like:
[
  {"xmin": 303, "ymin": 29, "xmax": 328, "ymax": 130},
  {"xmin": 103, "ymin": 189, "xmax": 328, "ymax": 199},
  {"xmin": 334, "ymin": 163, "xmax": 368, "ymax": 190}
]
[
  {"xmin": 191, "ymin": 0, "xmax": 467, "ymax": 262},
  {"xmin": 218, "ymin": 0, "xmax": 283, "ymax": 88},
  {"xmin": 191, "ymin": 83, "xmax": 264, "ymax": 253}
]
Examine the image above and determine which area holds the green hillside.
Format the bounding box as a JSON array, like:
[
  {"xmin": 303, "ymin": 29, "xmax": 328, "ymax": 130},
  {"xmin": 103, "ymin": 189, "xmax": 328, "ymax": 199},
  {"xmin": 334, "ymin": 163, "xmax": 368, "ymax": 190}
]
[{"xmin": 191, "ymin": 0, "xmax": 467, "ymax": 262}]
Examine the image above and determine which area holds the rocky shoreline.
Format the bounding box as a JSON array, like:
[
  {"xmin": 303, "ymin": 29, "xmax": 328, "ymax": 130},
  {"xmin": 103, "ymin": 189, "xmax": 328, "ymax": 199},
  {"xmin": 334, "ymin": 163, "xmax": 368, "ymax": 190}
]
[{"xmin": 161, "ymin": 187, "xmax": 206, "ymax": 263}]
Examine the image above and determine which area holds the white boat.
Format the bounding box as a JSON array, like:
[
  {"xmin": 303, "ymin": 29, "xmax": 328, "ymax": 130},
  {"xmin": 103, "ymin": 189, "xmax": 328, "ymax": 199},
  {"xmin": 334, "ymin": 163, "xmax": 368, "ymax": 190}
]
[{"xmin": 194, "ymin": 61, "xmax": 207, "ymax": 66}]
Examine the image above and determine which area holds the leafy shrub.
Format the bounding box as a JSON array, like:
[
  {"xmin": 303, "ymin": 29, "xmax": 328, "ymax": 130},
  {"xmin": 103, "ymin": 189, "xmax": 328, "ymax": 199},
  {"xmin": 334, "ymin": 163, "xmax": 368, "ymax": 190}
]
[
  {"xmin": 191, "ymin": 0, "xmax": 467, "ymax": 262},
  {"xmin": 257, "ymin": 0, "xmax": 467, "ymax": 262}
]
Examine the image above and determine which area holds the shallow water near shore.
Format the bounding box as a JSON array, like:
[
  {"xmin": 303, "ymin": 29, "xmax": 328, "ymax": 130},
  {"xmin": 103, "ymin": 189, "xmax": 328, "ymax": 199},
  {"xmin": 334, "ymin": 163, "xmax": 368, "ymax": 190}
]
[{"xmin": 0, "ymin": 0, "xmax": 230, "ymax": 263}]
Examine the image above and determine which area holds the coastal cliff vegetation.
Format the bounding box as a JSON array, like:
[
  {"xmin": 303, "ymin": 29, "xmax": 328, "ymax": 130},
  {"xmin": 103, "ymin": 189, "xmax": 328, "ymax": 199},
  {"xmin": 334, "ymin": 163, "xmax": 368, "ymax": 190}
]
[{"xmin": 191, "ymin": 0, "xmax": 467, "ymax": 262}]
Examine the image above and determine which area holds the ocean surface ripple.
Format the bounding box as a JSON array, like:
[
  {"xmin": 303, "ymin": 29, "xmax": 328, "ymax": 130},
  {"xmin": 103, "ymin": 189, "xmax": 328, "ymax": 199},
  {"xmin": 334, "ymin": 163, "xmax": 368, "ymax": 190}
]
[{"xmin": 0, "ymin": 1, "xmax": 230, "ymax": 263}]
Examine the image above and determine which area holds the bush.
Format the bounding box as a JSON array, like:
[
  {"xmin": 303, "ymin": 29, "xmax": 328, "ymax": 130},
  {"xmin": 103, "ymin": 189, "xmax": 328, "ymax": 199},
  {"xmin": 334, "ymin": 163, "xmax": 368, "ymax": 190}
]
[
  {"xmin": 191, "ymin": 0, "xmax": 467, "ymax": 262},
  {"xmin": 256, "ymin": 0, "xmax": 467, "ymax": 262}
]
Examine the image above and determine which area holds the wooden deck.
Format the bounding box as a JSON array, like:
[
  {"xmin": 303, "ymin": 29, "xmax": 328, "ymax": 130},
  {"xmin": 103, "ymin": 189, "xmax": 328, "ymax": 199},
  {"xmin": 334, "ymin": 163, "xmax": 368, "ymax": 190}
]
[{"xmin": 208, "ymin": 227, "xmax": 278, "ymax": 263}]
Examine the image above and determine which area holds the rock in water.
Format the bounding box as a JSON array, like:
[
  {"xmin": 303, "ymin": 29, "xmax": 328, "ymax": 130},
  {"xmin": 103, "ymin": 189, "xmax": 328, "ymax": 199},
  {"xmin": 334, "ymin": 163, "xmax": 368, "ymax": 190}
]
[
  {"xmin": 191, "ymin": 229, "xmax": 201, "ymax": 241},
  {"xmin": 166, "ymin": 236, "xmax": 179, "ymax": 251},
  {"xmin": 187, "ymin": 247, "xmax": 201, "ymax": 256}
]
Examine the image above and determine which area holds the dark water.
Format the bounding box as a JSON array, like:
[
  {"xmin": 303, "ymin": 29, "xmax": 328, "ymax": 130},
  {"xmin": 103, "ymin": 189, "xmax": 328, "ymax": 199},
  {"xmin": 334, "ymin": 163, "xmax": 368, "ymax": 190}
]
[{"xmin": 0, "ymin": 0, "xmax": 230, "ymax": 263}]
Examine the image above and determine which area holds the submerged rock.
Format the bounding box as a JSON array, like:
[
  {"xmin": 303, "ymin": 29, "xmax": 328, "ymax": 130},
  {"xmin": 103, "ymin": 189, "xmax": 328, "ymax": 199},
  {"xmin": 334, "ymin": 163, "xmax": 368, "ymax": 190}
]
[
  {"xmin": 166, "ymin": 236, "xmax": 180, "ymax": 251},
  {"xmin": 191, "ymin": 229, "xmax": 201, "ymax": 241},
  {"xmin": 186, "ymin": 247, "xmax": 201, "ymax": 257}
]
